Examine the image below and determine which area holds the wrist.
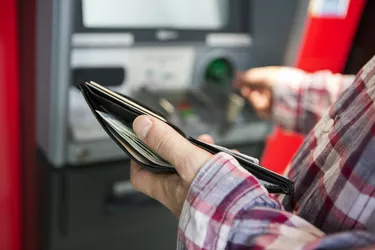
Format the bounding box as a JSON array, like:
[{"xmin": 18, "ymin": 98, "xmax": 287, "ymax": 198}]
[
  {"xmin": 177, "ymin": 152, "xmax": 271, "ymax": 248},
  {"xmin": 179, "ymin": 151, "xmax": 267, "ymax": 220}
]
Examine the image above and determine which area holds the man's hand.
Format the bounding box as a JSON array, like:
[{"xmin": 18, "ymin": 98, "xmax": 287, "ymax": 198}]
[
  {"xmin": 234, "ymin": 67, "xmax": 278, "ymax": 119},
  {"xmin": 234, "ymin": 66, "xmax": 304, "ymax": 119},
  {"xmin": 130, "ymin": 115, "xmax": 213, "ymax": 217}
]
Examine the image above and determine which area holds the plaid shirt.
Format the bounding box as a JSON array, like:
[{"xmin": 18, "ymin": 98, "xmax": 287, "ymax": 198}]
[{"xmin": 177, "ymin": 55, "xmax": 375, "ymax": 249}]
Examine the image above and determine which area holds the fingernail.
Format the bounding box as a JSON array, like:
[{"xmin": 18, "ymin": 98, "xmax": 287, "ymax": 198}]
[{"xmin": 133, "ymin": 116, "xmax": 153, "ymax": 140}]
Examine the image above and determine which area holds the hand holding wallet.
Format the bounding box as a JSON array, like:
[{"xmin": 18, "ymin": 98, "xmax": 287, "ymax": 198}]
[{"xmin": 77, "ymin": 81, "xmax": 293, "ymax": 195}]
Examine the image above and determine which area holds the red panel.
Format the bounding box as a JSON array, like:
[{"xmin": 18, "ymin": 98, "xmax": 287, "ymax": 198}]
[
  {"xmin": 260, "ymin": 128, "xmax": 304, "ymax": 175},
  {"xmin": 261, "ymin": 0, "xmax": 366, "ymax": 174},
  {"xmin": 296, "ymin": 0, "xmax": 366, "ymax": 72},
  {"xmin": 0, "ymin": 0, "xmax": 21, "ymax": 250}
]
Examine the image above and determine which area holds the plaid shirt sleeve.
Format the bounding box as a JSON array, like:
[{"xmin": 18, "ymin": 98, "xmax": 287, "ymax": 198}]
[
  {"xmin": 272, "ymin": 68, "xmax": 355, "ymax": 134},
  {"xmin": 176, "ymin": 152, "xmax": 375, "ymax": 249}
]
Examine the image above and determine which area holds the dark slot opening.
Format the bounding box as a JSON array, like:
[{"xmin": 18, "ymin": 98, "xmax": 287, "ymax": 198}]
[
  {"xmin": 72, "ymin": 67, "xmax": 126, "ymax": 87},
  {"xmin": 103, "ymin": 180, "xmax": 158, "ymax": 215}
]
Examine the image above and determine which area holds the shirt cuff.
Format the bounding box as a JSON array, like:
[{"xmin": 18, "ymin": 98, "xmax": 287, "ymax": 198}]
[
  {"xmin": 177, "ymin": 152, "xmax": 269, "ymax": 249},
  {"xmin": 272, "ymin": 68, "xmax": 356, "ymax": 134}
]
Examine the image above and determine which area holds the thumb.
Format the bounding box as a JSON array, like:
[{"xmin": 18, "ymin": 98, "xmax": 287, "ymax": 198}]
[
  {"xmin": 249, "ymin": 91, "xmax": 268, "ymax": 108},
  {"xmin": 133, "ymin": 115, "xmax": 212, "ymax": 182},
  {"xmin": 248, "ymin": 91, "xmax": 272, "ymax": 119}
]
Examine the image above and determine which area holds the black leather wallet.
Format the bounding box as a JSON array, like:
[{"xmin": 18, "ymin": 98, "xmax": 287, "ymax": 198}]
[{"xmin": 78, "ymin": 81, "xmax": 293, "ymax": 195}]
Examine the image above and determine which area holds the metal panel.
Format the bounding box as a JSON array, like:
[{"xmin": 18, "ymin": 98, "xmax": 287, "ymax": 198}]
[
  {"xmin": 249, "ymin": 0, "xmax": 301, "ymax": 67},
  {"xmin": 37, "ymin": 0, "xmax": 74, "ymax": 166},
  {"xmin": 283, "ymin": 0, "xmax": 311, "ymax": 66},
  {"xmin": 41, "ymin": 159, "xmax": 178, "ymax": 250}
]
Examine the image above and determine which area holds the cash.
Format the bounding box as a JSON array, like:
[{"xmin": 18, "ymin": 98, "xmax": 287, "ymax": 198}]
[{"xmin": 96, "ymin": 110, "xmax": 174, "ymax": 168}]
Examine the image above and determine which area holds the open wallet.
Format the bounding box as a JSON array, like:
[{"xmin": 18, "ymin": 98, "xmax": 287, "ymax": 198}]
[{"xmin": 77, "ymin": 81, "xmax": 294, "ymax": 195}]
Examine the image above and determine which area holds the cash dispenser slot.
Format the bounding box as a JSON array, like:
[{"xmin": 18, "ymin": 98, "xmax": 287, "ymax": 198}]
[
  {"xmin": 72, "ymin": 67, "xmax": 126, "ymax": 88},
  {"xmin": 104, "ymin": 180, "xmax": 159, "ymax": 214}
]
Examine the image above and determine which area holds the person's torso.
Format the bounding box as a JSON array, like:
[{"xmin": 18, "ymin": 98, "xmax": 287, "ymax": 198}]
[{"xmin": 279, "ymin": 56, "xmax": 375, "ymax": 234}]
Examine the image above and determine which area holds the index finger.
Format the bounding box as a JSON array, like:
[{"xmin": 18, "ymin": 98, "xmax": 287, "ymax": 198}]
[{"xmin": 235, "ymin": 67, "xmax": 279, "ymax": 90}]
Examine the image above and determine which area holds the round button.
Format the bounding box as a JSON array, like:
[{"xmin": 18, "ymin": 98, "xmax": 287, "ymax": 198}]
[{"xmin": 324, "ymin": 119, "xmax": 334, "ymax": 133}]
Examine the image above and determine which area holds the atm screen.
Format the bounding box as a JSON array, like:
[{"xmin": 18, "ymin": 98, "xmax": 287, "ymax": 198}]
[
  {"xmin": 82, "ymin": 0, "xmax": 228, "ymax": 30},
  {"xmin": 74, "ymin": 0, "xmax": 250, "ymax": 37}
]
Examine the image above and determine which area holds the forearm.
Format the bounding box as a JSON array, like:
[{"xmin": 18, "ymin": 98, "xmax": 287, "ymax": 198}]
[
  {"xmin": 177, "ymin": 152, "xmax": 375, "ymax": 249},
  {"xmin": 272, "ymin": 68, "xmax": 355, "ymax": 134}
]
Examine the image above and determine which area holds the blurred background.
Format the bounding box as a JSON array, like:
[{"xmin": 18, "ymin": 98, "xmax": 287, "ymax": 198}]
[{"xmin": 0, "ymin": 0, "xmax": 374, "ymax": 249}]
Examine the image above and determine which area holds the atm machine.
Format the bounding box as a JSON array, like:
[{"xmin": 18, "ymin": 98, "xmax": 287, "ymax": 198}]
[{"xmin": 36, "ymin": 0, "xmax": 304, "ymax": 249}]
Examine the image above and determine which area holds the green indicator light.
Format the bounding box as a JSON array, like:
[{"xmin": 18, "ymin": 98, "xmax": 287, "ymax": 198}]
[
  {"xmin": 205, "ymin": 58, "xmax": 233, "ymax": 86},
  {"xmin": 181, "ymin": 109, "xmax": 195, "ymax": 118}
]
